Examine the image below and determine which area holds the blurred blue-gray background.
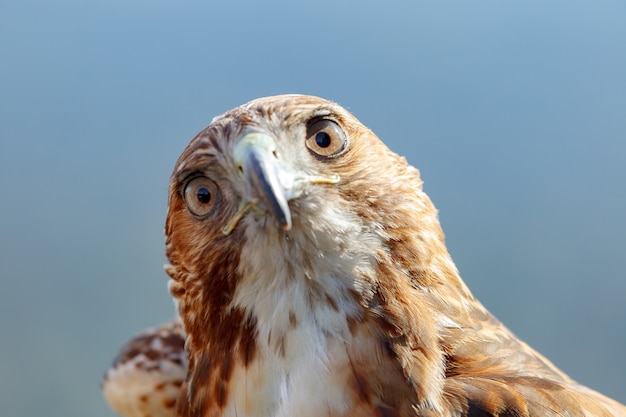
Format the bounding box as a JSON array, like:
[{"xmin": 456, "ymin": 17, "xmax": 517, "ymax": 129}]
[{"xmin": 1, "ymin": 1, "xmax": 625, "ymax": 415}]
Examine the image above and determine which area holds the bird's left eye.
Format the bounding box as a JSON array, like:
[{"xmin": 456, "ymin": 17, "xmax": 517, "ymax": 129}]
[
  {"xmin": 305, "ymin": 118, "xmax": 347, "ymax": 158},
  {"xmin": 183, "ymin": 176, "xmax": 219, "ymax": 217}
]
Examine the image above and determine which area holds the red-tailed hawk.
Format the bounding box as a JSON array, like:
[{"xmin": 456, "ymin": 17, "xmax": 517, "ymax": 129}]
[{"xmin": 104, "ymin": 95, "xmax": 625, "ymax": 417}]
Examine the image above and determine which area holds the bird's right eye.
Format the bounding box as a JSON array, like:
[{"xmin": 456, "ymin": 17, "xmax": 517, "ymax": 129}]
[{"xmin": 183, "ymin": 176, "xmax": 219, "ymax": 217}]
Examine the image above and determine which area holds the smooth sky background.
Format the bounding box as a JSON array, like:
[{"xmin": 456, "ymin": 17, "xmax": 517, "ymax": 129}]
[{"xmin": 1, "ymin": 1, "xmax": 625, "ymax": 416}]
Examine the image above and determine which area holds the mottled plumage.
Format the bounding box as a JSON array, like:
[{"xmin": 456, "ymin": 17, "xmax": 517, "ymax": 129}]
[
  {"xmin": 103, "ymin": 320, "xmax": 187, "ymax": 417},
  {"xmin": 104, "ymin": 95, "xmax": 626, "ymax": 417}
]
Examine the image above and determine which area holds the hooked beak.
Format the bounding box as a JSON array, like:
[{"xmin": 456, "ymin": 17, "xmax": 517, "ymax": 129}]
[
  {"xmin": 234, "ymin": 132, "xmax": 294, "ymax": 231},
  {"xmin": 223, "ymin": 132, "xmax": 339, "ymax": 235}
]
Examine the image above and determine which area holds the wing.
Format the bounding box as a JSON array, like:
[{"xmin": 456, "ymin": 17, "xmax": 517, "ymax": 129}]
[
  {"xmin": 432, "ymin": 303, "xmax": 625, "ymax": 416},
  {"xmin": 444, "ymin": 372, "xmax": 626, "ymax": 416},
  {"xmin": 102, "ymin": 320, "xmax": 187, "ymax": 417}
]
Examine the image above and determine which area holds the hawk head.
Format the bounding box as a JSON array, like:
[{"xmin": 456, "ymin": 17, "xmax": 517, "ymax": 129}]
[{"xmin": 164, "ymin": 94, "xmax": 460, "ymax": 415}]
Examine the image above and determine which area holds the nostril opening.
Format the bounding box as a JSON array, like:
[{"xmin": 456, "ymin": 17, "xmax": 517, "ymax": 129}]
[
  {"xmin": 237, "ymin": 165, "xmax": 243, "ymax": 173},
  {"xmin": 272, "ymin": 150, "xmax": 278, "ymax": 159}
]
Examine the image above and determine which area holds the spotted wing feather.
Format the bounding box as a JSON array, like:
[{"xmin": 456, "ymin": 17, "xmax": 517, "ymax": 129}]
[{"xmin": 102, "ymin": 320, "xmax": 187, "ymax": 417}]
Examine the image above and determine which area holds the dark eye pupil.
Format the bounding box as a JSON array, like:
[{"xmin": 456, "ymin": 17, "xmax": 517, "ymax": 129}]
[
  {"xmin": 315, "ymin": 132, "xmax": 331, "ymax": 148},
  {"xmin": 196, "ymin": 187, "xmax": 211, "ymax": 204}
]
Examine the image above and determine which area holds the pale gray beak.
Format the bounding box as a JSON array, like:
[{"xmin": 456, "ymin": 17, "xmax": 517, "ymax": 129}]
[{"xmin": 232, "ymin": 132, "xmax": 296, "ymax": 231}]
